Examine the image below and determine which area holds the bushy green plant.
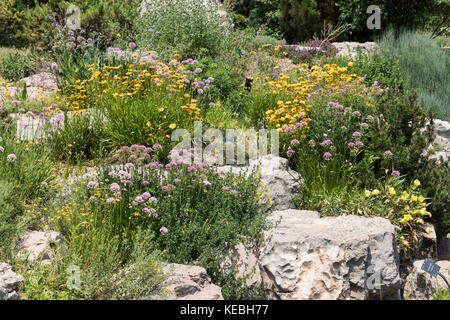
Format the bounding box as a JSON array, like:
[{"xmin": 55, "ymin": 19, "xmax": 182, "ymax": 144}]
[
  {"xmin": 44, "ymin": 111, "xmax": 109, "ymax": 164},
  {"xmin": 49, "ymin": 147, "xmax": 271, "ymax": 299},
  {"xmin": 134, "ymin": 0, "xmax": 232, "ymax": 59},
  {"xmin": 0, "ymin": 52, "xmax": 33, "ymax": 81}
]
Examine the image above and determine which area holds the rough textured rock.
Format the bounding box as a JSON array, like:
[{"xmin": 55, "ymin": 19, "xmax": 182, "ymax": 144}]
[
  {"xmin": 0, "ymin": 263, "xmax": 24, "ymax": 300},
  {"xmin": 259, "ymin": 209, "xmax": 402, "ymax": 300},
  {"xmin": 20, "ymin": 72, "xmax": 58, "ymax": 101},
  {"xmin": 332, "ymin": 42, "xmax": 378, "ymax": 58},
  {"xmin": 148, "ymin": 263, "xmax": 223, "ymax": 300},
  {"xmin": 416, "ymin": 224, "xmax": 438, "ymax": 260},
  {"xmin": 17, "ymin": 230, "xmax": 63, "ymax": 264},
  {"xmin": 429, "ymin": 119, "xmax": 450, "ymax": 165},
  {"xmin": 404, "ymin": 260, "xmax": 450, "ymax": 300},
  {"xmin": 217, "ymin": 155, "xmax": 302, "ymax": 210}
]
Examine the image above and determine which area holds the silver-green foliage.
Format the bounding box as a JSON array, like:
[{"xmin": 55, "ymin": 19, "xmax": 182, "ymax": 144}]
[
  {"xmin": 135, "ymin": 0, "xmax": 233, "ymax": 58},
  {"xmin": 379, "ymin": 29, "xmax": 450, "ymax": 121}
]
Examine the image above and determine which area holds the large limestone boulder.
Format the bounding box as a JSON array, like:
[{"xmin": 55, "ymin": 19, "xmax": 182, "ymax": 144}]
[
  {"xmin": 404, "ymin": 260, "xmax": 450, "ymax": 300},
  {"xmin": 148, "ymin": 263, "xmax": 223, "ymax": 300},
  {"xmin": 0, "ymin": 263, "xmax": 24, "ymax": 300},
  {"xmin": 217, "ymin": 155, "xmax": 302, "ymax": 210},
  {"xmin": 17, "ymin": 230, "xmax": 63, "ymax": 264},
  {"xmin": 258, "ymin": 210, "xmax": 402, "ymax": 300}
]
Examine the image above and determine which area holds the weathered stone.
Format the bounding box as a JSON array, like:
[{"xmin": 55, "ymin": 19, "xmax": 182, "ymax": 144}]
[
  {"xmin": 423, "ymin": 119, "xmax": 450, "ymax": 166},
  {"xmin": 217, "ymin": 155, "xmax": 302, "ymax": 210},
  {"xmin": 259, "ymin": 209, "xmax": 402, "ymax": 300},
  {"xmin": 20, "ymin": 72, "xmax": 58, "ymax": 101},
  {"xmin": 0, "ymin": 263, "xmax": 24, "ymax": 300},
  {"xmin": 404, "ymin": 260, "xmax": 450, "ymax": 300},
  {"xmin": 332, "ymin": 42, "xmax": 378, "ymax": 58},
  {"xmin": 148, "ymin": 263, "xmax": 223, "ymax": 300},
  {"xmin": 17, "ymin": 230, "xmax": 63, "ymax": 264},
  {"xmin": 416, "ymin": 224, "xmax": 438, "ymax": 260}
]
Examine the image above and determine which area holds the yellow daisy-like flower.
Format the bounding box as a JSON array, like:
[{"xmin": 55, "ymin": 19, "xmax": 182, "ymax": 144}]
[
  {"xmin": 365, "ymin": 190, "xmax": 371, "ymax": 197},
  {"xmin": 388, "ymin": 187, "xmax": 396, "ymax": 196},
  {"xmin": 169, "ymin": 123, "xmax": 177, "ymax": 130},
  {"xmin": 371, "ymin": 189, "xmax": 380, "ymax": 196},
  {"xmin": 399, "ymin": 214, "xmax": 413, "ymax": 224},
  {"xmin": 413, "ymin": 179, "xmax": 421, "ymax": 187},
  {"xmin": 447, "ymin": 233, "xmax": 450, "ymax": 239}
]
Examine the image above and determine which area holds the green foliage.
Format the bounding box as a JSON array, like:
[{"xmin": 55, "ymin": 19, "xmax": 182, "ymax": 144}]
[
  {"xmin": 48, "ymin": 147, "xmax": 270, "ymax": 299},
  {"xmin": 415, "ymin": 159, "xmax": 450, "ymax": 235},
  {"xmin": 279, "ymin": 0, "xmax": 322, "ymax": 43},
  {"xmin": 378, "ymin": 29, "xmax": 450, "ymax": 121},
  {"xmin": 193, "ymin": 56, "xmax": 243, "ymax": 110},
  {"xmin": 362, "ymin": 90, "xmax": 433, "ymax": 183},
  {"xmin": 335, "ymin": 0, "xmax": 436, "ymax": 41},
  {"xmin": 45, "ymin": 111, "xmax": 109, "ymax": 164},
  {"xmin": 0, "ymin": 52, "xmax": 33, "ymax": 81},
  {"xmin": 134, "ymin": 0, "xmax": 232, "ymax": 59},
  {"xmin": 247, "ymin": 0, "xmax": 282, "ymax": 38},
  {"xmin": 12, "ymin": 0, "xmax": 140, "ymax": 52}
]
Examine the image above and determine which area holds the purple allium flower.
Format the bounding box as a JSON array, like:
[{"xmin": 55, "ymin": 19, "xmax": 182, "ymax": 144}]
[
  {"xmin": 106, "ymin": 197, "xmax": 115, "ymax": 204},
  {"xmin": 129, "ymin": 42, "xmax": 136, "ymax": 49},
  {"xmin": 321, "ymin": 139, "xmax": 332, "ymax": 146},
  {"xmin": 160, "ymin": 227, "xmax": 168, "ymax": 235},
  {"xmin": 124, "ymin": 162, "xmax": 135, "ymax": 168},
  {"xmin": 352, "ymin": 131, "xmax": 361, "ymax": 138},
  {"xmin": 7, "ymin": 154, "xmax": 16, "ymax": 162},
  {"xmin": 142, "ymin": 180, "xmax": 150, "ymax": 185},
  {"xmin": 384, "ymin": 150, "xmax": 393, "ymax": 156},
  {"xmin": 286, "ymin": 147, "xmax": 294, "ymax": 158},
  {"xmin": 361, "ymin": 122, "xmax": 368, "ymax": 128},
  {"xmin": 291, "ymin": 139, "xmax": 299, "ymax": 146},
  {"xmin": 174, "ymin": 178, "xmax": 181, "ymax": 183},
  {"xmin": 110, "ymin": 183, "xmax": 121, "ymax": 194},
  {"xmin": 353, "ymin": 111, "xmax": 361, "ymax": 117},
  {"xmin": 355, "ymin": 141, "xmax": 363, "ymax": 147},
  {"xmin": 222, "ymin": 186, "xmax": 230, "ymax": 191},
  {"xmin": 87, "ymin": 181, "xmax": 98, "ymax": 189},
  {"xmin": 323, "ymin": 152, "xmax": 332, "ymax": 160}
]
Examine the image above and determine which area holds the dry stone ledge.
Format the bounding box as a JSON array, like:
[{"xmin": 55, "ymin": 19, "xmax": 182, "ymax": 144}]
[
  {"xmin": 404, "ymin": 260, "xmax": 450, "ymax": 300},
  {"xmin": 0, "ymin": 263, "xmax": 24, "ymax": 300},
  {"xmin": 216, "ymin": 154, "xmax": 302, "ymax": 210},
  {"xmin": 229, "ymin": 209, "xmax": 402, "ymax": 300},
  {"xmin": 17, "ymin": 230, "xmax": 63, "ymax": 264},
  {"xmin": 148, "ymin": 263, "xmax": 223, "ymax": 300}
]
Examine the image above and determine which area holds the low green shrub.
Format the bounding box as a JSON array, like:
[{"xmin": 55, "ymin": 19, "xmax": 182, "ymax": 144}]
[{"xmin": 0, "ymin": 52, "xmax": 33, "ymax": 81}]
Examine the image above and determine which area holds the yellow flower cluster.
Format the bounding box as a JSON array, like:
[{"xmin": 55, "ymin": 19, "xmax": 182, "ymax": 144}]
[
  {"xmin": 364, "ymin": 179, "xmax": 431, "ymax": 252},
  {"xmin": 253, "ymin": 63, "xmax": 362, "ymax": 132}
]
